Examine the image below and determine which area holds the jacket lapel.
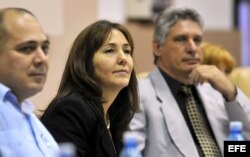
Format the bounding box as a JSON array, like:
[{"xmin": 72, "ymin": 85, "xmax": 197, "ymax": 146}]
[
  {"xmin": 150, "ymin": 69, "xmax": 199, "ymax": 157},
  {"xmin": 100, "ymin": 125, "xmax": 117, "ymax": 157},
  {"xmin": 197, "ymin": 83, "xmax": 227, "ymax": 152}
]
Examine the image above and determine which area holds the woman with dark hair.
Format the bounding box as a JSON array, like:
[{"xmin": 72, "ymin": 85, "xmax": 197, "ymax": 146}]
[{"xmin": 41, "ymin": 20, "xmax": 139, "ymax": 157}]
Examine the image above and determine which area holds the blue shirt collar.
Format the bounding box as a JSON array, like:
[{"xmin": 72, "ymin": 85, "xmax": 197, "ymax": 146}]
[{"xmin": 0, "ymin": 83, "xmax": 35, "ymax": 114}]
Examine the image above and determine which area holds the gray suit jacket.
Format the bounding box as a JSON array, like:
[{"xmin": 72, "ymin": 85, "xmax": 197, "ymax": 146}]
[{"xmin": 130, "ymin": 68, "xmax": 250, "ymax": 157}]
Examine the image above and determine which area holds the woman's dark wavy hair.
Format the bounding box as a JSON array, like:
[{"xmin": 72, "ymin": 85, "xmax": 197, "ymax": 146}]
[{"xmin": 48, "ymin": 20, "xmax": 139, "ymax": 139}]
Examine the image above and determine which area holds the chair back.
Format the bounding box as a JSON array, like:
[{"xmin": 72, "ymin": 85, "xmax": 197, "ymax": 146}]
[{"xmin": 229, "ymin": 67, "xmax": 250, "ymax": 98}]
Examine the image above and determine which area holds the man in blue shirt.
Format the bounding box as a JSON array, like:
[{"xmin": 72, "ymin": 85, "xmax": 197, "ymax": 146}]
[{"xmin": 0, "ymin": 7, "xmax": 59, "ymax": 157}]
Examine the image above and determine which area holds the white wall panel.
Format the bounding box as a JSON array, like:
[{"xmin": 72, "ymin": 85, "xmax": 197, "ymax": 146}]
[
  {"xmin": 97, "ymin": 0, "xmax": 125, "ymax": 23},
  {"xmin": 0, "ymin": 0, "xmax": 64, "ymax": 35},
  {"xmin": 173, "ymin": 0, "xmax": 234, "ymax": 30}
]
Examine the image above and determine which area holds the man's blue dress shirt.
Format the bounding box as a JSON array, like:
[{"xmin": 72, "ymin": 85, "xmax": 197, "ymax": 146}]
[{"xmin": 0, "ymin": 84, "xmax": 59, "ymax": 157}]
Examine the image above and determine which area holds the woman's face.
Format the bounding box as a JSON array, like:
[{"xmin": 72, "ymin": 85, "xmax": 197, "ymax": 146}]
[{"xmin": 93, "ymin": 29, "xmax": 133, "ymax": 91}]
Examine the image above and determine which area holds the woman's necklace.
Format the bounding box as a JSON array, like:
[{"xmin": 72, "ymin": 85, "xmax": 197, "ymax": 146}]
[
  {"xmin": 105, "ymin": 113, "xmax": 117, "ymax": 155},
  {"xmin": 105, "ymin": 113, "xmax": 110, "ymax": 129}
]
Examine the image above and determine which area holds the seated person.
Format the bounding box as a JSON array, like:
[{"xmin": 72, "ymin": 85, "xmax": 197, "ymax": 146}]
[
  {"xmin": 130, "ymin": 7, "xmax": 250, "ymax": 157},
  {"xmin": 201, "ymin": 42, "xmax": 236, "ymax": 75},
  {"xmin": 41, "ymin": 20, "xmax": 139, "ymax": 157},
  {"xmin": 0, "ymin": 7, "xmax": 59, "ymax": 157}
]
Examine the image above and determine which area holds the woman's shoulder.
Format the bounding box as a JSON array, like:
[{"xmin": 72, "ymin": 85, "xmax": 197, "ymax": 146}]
[
  {"xmin": 40, "ymin": 91, "xmax": 101, "ymax": 141},
  {"xmin": 43, "ymin": 91, "xmax": 95, "ymax": 119},
  {"xmin": 61, "ymin": 91, "xmax": 87, "ymax": 103},
  {"xmin": 55, "ymin": 92, "xmax": 87, "ymax": 107}
]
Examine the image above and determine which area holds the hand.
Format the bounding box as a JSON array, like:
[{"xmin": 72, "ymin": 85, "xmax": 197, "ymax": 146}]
[{"xmin": 188, "ymin": 65, "xmax": 236, "ymax": 101}]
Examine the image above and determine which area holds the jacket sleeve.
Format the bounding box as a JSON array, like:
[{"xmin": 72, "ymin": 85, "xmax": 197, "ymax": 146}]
[
  {"xmin": 41, "ymin": 96, "xmax": 96, "ymax": 157},
  {"xmin": 225, "ymin": 87, "xmax": 250, "ymax": 139}
]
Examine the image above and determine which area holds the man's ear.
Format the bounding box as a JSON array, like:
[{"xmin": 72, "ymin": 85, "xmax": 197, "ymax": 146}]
[{"xmin": 152, "ymin": 41, "xmax": 162, "ymax": 56}]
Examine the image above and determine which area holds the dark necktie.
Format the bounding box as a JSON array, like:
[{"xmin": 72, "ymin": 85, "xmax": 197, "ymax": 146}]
[{"xmin": 180, "ymin": 85, "xmax": 221, "ymax": 157}]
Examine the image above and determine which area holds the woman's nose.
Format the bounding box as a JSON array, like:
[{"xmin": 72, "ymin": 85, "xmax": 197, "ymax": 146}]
[{"xmin": 117, "ymin": 50, "xmax": 127, "ymax": 65}]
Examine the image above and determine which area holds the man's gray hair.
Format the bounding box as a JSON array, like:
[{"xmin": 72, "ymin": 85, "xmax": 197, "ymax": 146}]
[{"xmin": 153, "ymin": 7, "xmax": 204, "ymax": 45}]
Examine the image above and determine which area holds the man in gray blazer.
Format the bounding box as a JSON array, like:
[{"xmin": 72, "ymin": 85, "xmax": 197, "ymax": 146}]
[{"xmin": 130, "ymin": 8, "xmax": 250, "ymax": 157}]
